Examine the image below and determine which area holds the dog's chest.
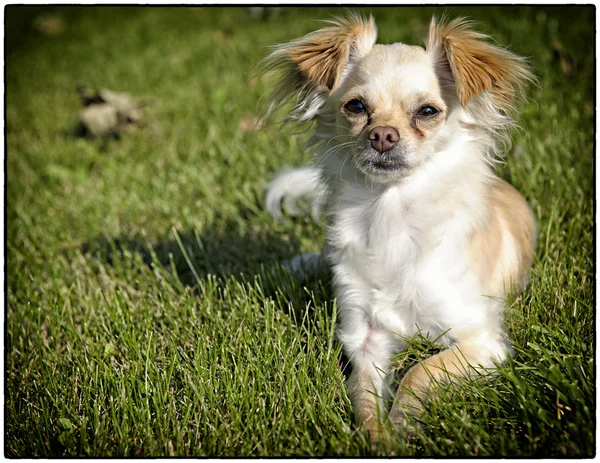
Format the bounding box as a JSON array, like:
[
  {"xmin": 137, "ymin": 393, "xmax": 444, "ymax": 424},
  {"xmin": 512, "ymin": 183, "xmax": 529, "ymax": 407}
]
[
  {"xmin": 330, "ymin": 187, "xmax": 432, "ymax": 279},
  {"xmin": 328, "ymin": 186, "xmax": 463, "ymax": 338}
]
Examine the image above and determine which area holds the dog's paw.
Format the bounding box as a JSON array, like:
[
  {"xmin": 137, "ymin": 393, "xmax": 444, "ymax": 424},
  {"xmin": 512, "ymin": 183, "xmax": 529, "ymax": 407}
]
[
  {"xmin": 264, "ymin": 166, "xmax": 324, "ymax": 220},
  {"xmin": 388, "ymin": 402, "xmax": 422, "ymax": 442},
  {"xmin": 391, "ymin": 411, "xmax": 420, "ymax": 440}
]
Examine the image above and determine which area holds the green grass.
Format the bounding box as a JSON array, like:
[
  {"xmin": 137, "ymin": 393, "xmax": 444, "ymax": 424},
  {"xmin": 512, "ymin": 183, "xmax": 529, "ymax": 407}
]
[{"xmin": 6, "ymin": 5, "xmax": 594, "ymax": 457}]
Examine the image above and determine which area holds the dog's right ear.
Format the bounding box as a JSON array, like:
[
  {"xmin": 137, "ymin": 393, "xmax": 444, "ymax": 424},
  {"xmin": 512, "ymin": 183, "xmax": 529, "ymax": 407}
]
[
  {"xmin": 269, "ymin": 13, "xmax": 377, "ymax": 91},
  {"xmin": 261, "ymin": 14, "xmax": 377, "ymax": 121}
]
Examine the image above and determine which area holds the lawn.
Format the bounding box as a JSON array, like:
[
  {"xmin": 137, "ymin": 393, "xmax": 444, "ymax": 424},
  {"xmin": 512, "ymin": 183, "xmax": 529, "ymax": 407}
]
[{"xmin": 6, "ymin": 5, "xmax": 595, "ymax": 457}]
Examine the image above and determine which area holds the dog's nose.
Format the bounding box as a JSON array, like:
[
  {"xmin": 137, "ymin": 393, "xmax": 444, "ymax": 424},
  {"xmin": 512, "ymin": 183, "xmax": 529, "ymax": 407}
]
[{"xmin": 369, "ymin": 126, "xmax": 399, "ymax": 153}]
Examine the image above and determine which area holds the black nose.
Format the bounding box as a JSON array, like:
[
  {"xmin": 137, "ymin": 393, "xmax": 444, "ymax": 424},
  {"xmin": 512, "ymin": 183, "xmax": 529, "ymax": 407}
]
[{"xmin": 369, "ymin": 126, "xmax": 399, "ymax": 153}]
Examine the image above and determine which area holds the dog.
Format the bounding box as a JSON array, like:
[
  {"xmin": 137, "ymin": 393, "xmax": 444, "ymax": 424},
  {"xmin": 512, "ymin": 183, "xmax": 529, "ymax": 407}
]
[{"xmin": 261, "ymin": 14, "xmax": 537, "ymax": 443}]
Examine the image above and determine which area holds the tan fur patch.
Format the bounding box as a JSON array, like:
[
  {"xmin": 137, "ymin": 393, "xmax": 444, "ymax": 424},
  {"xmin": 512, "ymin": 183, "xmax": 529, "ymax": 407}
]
[{"xmin": 470, "ymin": 178, "xmax": 537, "ymax": 296}]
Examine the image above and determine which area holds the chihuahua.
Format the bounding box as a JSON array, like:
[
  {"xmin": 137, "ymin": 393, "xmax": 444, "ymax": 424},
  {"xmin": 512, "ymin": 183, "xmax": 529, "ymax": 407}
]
[{"xmin": 262, "ymin": 14, "xmax": 536, "ymax": 442}]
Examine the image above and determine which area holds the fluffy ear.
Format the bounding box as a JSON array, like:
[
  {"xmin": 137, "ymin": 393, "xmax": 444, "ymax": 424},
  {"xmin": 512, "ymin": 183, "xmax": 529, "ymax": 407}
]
[
  {"xmin": 260, "ymin": 14, "xmax": 377, "ymax": 121},
  {"xmin": 426, "ymin": 17, "xmax": 533, "ymax": 111},
  {"xmin": 267, "ymin": 13, "xmax": 377, "ymax": 90}
]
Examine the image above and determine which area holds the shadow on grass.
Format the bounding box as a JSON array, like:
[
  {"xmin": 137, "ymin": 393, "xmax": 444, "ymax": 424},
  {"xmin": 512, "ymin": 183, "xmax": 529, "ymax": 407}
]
[{"xmin": 80, "ymin": 209, "xmax": 333, "ymax": 313}]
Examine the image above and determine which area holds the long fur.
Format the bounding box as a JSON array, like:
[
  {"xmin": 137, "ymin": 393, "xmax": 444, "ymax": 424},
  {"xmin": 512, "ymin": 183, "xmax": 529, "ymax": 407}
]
[{"xmin": 262, "ymin": 14, "xmax": 537, "ymax": 444}]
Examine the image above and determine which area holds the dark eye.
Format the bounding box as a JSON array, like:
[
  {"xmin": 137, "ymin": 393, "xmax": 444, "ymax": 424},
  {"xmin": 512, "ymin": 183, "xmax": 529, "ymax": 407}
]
[
  {"xmin": 344, "ymin": 99, "xmax": 367, "ymax": 114},
  {"xmin": 416, "ymin": 106, "xmax": 439, "ymax": 117}
]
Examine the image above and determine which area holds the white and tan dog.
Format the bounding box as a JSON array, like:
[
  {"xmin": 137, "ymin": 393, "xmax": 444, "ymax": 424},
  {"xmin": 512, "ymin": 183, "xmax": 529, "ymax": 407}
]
[{"xmin": 262, "ymin": 14, "xmax": 536, "ymax": 442}]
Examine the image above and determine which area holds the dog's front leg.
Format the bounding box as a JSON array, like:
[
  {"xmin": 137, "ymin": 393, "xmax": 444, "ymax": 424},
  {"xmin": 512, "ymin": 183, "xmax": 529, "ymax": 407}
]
[
  {"xmin": 339, "ymin": 312, "xmax": 399, "ymax": 443},
  {"xmin": 389, "ymin": 331, "xmax": 510, "ymax": 434},
  {"xmin": 346, "ymin": 354, "xmax": 389, "ymax": 440}
]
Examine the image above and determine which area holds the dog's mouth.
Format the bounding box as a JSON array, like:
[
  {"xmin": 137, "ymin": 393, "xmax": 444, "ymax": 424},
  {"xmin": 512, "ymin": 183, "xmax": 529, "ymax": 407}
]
[
  {"xmin": 361, "ymin": 150, "xmax": 409, "ymax": 174},
  {"xmin": 366, "ymin": 159, "xmax": 407, "ymax": 172}
]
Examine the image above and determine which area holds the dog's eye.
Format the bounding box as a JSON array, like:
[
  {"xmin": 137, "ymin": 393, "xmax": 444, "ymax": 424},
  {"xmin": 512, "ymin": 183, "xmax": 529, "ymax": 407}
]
[
  {"xmin": 416, "ymin": 106, "xmax": 439, "ymax": 117},
  {"xmin": 344, "ymin": 99, "xmax": 367, "ymax": 114}
]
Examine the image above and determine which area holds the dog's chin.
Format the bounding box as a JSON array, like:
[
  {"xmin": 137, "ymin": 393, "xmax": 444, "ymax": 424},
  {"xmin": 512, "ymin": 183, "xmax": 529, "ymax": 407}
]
[{"xmin": 357, "ymin": 149, "xmax": 410, "ymax": 179}]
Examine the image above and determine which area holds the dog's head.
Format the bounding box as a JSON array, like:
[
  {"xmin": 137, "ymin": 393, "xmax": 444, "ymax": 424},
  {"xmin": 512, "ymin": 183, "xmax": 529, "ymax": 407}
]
[{"xmin": 263, "ymin": 14, "xmax": 533, "ymax": 181}]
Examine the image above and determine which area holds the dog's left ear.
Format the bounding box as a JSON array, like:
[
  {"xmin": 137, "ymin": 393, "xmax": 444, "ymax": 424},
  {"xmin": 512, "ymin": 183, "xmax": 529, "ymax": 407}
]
[{"xmin": 426, "ymin": 17, "xmax": 533, "ymax": 110}]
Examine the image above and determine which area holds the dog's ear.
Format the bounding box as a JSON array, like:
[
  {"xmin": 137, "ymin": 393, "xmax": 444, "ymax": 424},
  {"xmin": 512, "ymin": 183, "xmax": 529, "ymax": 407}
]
[
  {"xmin": 260, "ymin": 14, "xmax": 377, "ymax": 122},
  {"xmin": 426, "ymin": 17, "xmax": 533, "ymax": 110},
  {"xmin": 267, "ymin": 13, "xmax": 377, "ymax": 91}
]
